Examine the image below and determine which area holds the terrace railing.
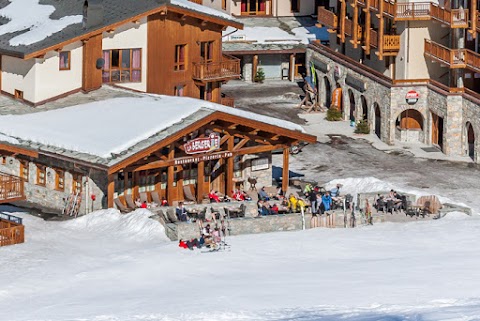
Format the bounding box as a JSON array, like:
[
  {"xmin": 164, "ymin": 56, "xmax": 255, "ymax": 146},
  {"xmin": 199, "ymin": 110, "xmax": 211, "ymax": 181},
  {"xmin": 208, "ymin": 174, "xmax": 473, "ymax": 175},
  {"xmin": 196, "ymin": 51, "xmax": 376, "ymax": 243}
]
[
  {"xmin": 0, "ymin": 173, "xmax": 25, "ymax": 203},
  {"xmin": 0, "ymin": 213, "xmax": 24, "ymax": 247},
  {"xmin": 192, "ymin": 54, "xmax": 241, "ymax": 82}
]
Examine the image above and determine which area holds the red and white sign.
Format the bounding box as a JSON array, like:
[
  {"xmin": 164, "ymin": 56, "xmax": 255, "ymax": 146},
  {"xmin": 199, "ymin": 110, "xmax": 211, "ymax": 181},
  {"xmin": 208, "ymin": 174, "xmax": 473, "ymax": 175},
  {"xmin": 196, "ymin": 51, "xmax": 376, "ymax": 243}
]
[
  {"xmin": 405, "ymin": 90, "xmax": 420, "ymax": 105},
  {"xmin": 184, "ymin": 133, "xmax": 220, "ymax": 154}
]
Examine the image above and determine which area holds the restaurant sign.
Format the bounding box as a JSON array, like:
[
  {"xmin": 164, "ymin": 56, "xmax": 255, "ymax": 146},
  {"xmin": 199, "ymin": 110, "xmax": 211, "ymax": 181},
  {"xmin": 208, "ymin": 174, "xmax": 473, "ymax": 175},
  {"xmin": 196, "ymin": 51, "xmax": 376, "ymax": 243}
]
[
  {"xmin": 405, "ymin": 90, "xmax": 420, "ymax": 105},
  {"xmin": 174, "ymin": 151, "xmax": 233, "ymax": 165},
  {"xmin": 184, "ymin": 133, "xmax": 220, "ymax": 154}
]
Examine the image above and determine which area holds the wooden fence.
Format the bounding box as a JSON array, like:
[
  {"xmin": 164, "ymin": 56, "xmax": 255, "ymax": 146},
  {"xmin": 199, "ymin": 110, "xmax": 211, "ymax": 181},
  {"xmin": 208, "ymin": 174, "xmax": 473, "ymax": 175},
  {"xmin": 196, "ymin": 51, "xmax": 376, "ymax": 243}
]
[
  {"xmin": 0, "ymin": 172, "xmax": 25, "ymax": 203},
  {"xmin": 0, "ymin": 213, "xmax": 24, "ymax": 247}
]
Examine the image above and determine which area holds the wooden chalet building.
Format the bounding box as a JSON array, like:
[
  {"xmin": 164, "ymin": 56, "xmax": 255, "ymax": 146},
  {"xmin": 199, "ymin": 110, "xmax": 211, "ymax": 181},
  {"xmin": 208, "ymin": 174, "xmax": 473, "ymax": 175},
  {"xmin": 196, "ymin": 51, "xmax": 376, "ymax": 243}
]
[
  {"xmin": 0, "ymin": 0, "xmax": 242, "ymax": 107},
  {"xmin": 0, "ymin": 94, "xmax": 316, "ymax": 215}
]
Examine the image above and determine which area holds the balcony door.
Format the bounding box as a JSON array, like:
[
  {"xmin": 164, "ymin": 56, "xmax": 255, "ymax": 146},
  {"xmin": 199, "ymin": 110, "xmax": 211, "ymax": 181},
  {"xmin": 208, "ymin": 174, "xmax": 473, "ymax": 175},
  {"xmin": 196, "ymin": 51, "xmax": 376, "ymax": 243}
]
[{"xmin": 241, "ymin": 0, "xmax": 267, "ymax": 15}]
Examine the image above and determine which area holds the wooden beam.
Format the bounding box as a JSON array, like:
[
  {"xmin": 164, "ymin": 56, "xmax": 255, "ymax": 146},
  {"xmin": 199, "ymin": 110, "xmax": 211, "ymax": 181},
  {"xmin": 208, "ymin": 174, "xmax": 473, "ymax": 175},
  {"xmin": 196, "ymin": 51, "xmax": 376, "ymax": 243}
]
[
  {"xmin": 107, "ymin": 174, "xmax": 115, "ymax": 208},
  {"xmin": 365, "ymin": 0, "xmax": 371, "ymax": 55},
  {"xmin": 282, "ymin": 148, "xmax": 289, "ymax": 194},
  {"xmin": 470, "ymin": 1, "xmax": 477, "ymax": 38},
  {"xmin": 351, "ymin": 0, "xmax": 359, "ymax": 48},
  {"xmin": 0, "ymin": 144, "xmax": 38, "ymax": 158},
  {"xmin": 340, "ymin": 0, "xmax": 346, "ymax": 43},
  {"xmin": 226, "ymin": 136, "xmax": 234, "ymax": 197},
  {"xmin": 378, "ymin": 0, "xmax": 384, "ymax": 60},
  {"xmin": 167, "ymin": 146, "xmax": 175, "ymax": 203},
  {"xmin": 252, "ymin": 55, "xmax": 258, "ymax": 82},
  {"xmin": 233, "ymin": 144, "xmax": 286, "ymax": 156},
  {"xmin": 233, "ymin": 138, "xmax": 249, "ymax": 150},
  {"xmin": 197, "ymin": 160, "xmax": 204, "ymax": 201}
]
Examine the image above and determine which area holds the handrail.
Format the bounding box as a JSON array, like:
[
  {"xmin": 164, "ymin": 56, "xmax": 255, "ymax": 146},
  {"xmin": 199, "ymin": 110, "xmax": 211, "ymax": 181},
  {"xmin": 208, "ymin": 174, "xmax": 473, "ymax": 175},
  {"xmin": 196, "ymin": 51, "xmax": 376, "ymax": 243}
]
[
  {"xmin": 383, "ymin": 35, "xmax": 400, "ymax": 51},
  {"xmin": 425, "ymin": 39, "xmax": 480, "ymax": 71},
  {"xmin": 192, "ymin": 55, "xmax": 241, "ymax": 81},
  {"xmin": 317, "ymin": 6, "xmax": 338, "ymax": 29},
  {"xmin": 0, "ymin": 213, "xmax": 22, "ymax": 225}
]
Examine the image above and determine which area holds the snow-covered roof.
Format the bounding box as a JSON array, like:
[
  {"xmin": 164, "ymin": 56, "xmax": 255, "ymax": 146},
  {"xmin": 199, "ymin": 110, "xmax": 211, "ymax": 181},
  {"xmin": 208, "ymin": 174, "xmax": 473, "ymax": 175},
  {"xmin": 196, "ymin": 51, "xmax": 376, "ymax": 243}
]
[
  {"xmin": 0, "ymin": 0, "xmax": 241, "ymax": 57},
  {"xmin": 0, "ymin": 94, "xmax": 307, "ymax": 166}
]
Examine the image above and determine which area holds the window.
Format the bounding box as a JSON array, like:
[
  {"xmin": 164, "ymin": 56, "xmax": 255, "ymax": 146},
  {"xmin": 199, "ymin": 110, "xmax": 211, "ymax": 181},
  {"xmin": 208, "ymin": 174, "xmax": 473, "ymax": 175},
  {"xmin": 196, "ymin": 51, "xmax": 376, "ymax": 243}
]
[
  {"xmin": 14, "ymin": 90, "xmax": 23, "ymax": 100},
  {"xmin": 251, "ymin": 157, "xmax": 269, "ymax": 171},
  {"xmin": 36, "ymin": 165, "xmax": 46, "ymax": 186},
  {"xmin": 59, "ymin": 51, "xmax": 71, "ymax": 70},
  {"xmin": 174, "ymin": 44, "xmax": 187, "ymax": 71},
  {"xmin": 200, "ymin": 41, "xmax": 214, "ymax": 63},
  {"xmin": 19, "ymin": 160, "xmax": 29, "ymax": 182},
  {"xmin": 174, "ymin": 85, "xmax": 185, "ymax": 96},
  {"xmin": 291, "ymin": 0, "xmax": 299, "ymax": 12},
  {"xmin": 102, "ymin": 49, "xmax": 141, "ymax": 83},
  {"xmin": 200, "ymin": 83, "xmax": 213, "ymax": 101},
  {"xmin": 55, "ymin": 169, "xmax": 65, "ymax": 191},
  {"xmin": 72, "ymin": 173, "xmax": 83, "ymax": 193},
  {"xmin": 1, "ymin": 156, "xmax": 6, "ymax": 164}
]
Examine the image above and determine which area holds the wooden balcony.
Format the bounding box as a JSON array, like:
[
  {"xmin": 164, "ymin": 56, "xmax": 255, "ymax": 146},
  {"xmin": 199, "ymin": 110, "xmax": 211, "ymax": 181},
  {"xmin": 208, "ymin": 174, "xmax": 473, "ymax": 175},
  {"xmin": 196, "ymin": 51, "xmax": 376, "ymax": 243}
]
[
  {"xmin": 0, "ymin": 213, "xmax": 24, "ymax": 247},
  {"xmin": 395, "ymin": 2, "xmax": 468, "ymax": 27},
  {"xmin": 0, "ymin": 173, "xmax": 25, "ymax": 203},
  {"xmin": 220, "ymin": 95, "xmax": 235, "ymax": 107},
  {"xmin": 424, "ymin": 39, "xmax": 466, "ymax": 69},
  {"xmin": 192, "ymin": 54, "xmax": 241, "ymax": 82},
  {"xmin": 369, "ymin": 29, "xmax": 378, "ymax": 48},
  {"xmin": 317, "ymin": 6, "xmax": 338, "ymax": 30},
  {"xmin": 383, "ymin": 35, "xmax": 400, "ymax": 54}
]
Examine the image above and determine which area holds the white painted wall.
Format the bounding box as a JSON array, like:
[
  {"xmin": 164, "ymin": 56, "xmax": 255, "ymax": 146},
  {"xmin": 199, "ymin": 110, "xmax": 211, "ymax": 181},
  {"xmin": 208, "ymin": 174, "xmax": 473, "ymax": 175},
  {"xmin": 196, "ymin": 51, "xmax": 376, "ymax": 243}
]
[
  {"xmin": 2, "ymin": 56, "xmax": 36, "ymax": 102},
  {"xmin": 33, "ymin": 41, "xmax": 83, "ymax": 103},
  {"xmin": 102, "ymin": 18, "xmax": 148, "ymax": 92},
  {"xmin": 274, "ymin": 0, "xmax": 315, "ymax": 16}
]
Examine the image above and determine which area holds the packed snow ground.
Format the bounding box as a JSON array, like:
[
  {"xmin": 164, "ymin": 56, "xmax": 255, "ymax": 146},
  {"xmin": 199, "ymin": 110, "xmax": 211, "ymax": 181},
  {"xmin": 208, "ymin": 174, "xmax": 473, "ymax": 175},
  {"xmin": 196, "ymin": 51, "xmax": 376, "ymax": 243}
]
[{"xmin": 2, "ymin": 177, "xmax": 480, "ymax": 321}]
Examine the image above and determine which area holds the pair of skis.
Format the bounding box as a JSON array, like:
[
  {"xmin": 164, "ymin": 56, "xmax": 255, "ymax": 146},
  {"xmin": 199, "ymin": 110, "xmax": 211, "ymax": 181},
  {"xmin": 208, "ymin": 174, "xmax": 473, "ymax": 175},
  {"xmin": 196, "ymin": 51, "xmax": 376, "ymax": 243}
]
[{"xmin": 62, "ymin": 191, "xmax": 82, "ymax": 217}]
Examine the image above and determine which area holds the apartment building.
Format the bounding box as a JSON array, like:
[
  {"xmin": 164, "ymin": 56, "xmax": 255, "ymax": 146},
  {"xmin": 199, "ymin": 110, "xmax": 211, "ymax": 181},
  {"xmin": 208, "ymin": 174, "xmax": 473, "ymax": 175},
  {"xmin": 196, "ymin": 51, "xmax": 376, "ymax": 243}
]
[{"xmin": 310, "ymin": 0, "xmax": 479, "ymax": 162}]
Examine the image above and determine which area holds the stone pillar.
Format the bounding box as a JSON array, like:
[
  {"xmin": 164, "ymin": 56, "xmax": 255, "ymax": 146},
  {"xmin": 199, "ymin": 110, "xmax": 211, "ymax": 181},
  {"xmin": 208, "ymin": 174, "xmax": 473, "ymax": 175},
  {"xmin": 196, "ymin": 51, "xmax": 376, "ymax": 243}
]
[
  {"xmin": 289, "ymin": 54, "xmax": 295, "ymax": 82},
  {"xmin": 242, "ymin": 55, "xmax": 253, "ymax": 83},
  {"xmin": 443, "ymin": 94, "xmax": 464, "ymax": 156}
]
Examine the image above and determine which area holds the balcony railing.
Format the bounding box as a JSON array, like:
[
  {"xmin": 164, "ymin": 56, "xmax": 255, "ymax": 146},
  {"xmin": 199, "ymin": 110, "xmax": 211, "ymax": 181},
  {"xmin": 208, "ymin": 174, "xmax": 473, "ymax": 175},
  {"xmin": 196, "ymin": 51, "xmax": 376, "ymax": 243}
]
[
  {"xmin": 383, "ymin": 35, "xmax": 401, "ymax": 53},
  {"xmin": 424, "ymin": 39, "xmax": 466, "ymax": 68},
  {"xmin": 220, "ymin": 95, "xmax": 235, "ymax": 107},
  {"xmin": 192, "ymin": 54, "xmax": 241, "ymax": 82},
  {"xmin": 317, "ymin": 6, "xmax": 338, "ymax": 29},
  {"xmin": 189, "ymin": 0, "xmax": 202, "ymax": 4},
  {"xmin": 0, "ymin": 213, "xmax": 24, "ymax": 247},
  {"xmin": 396, "ymin": 2, "xmax": 431, "ymax": 20},
  {"xmin": 0, "ymin": 173, "xmax": 25, "ymax": 203},
  {"xmin": 369, "ymin": 29, "xmax": 378, "ymax": 48},
  {"xmin": 430, "ymin": 6, "xmax": 468, "ymax": 27},
  {"xmin": 396, "ymin": 2, "xmax": 468, "ymax": 27}
]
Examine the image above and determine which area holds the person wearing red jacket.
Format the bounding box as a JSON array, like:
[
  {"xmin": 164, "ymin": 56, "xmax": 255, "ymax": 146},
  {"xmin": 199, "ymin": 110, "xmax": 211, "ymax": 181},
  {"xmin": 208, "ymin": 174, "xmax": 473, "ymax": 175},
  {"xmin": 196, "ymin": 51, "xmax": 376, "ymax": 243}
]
[
  {"xmin": 178, "ymin": 239, "xmax": 188, "ymax": 249},
  {"xmin": 208, "ymin": 189, "xmax": 221, "ymax": 203}
]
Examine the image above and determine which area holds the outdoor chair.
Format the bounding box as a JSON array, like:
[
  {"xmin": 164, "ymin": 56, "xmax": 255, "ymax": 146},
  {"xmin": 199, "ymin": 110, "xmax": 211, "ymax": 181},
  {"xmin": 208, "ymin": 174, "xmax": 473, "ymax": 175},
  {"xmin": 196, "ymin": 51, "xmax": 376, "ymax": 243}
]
[
  {"xmin": 114, "ymin": 198, "xmax": 132, "ymax": 213},
  {"xmin": 166, "ymin": 208, "xmax": 178, "ymax": 223},
  {"xmin": 239, "ymin": 203, "xmax": 246, "ymax": 217},
  {"xmin": 151, "ymin": 191, "xmax": 162, "ymax": 205},
  {"xmin": 183, "ymin": 185, "xmax": 197, "ymax": 204},
  {"xmin": 124, "ymin": 194, "xmax": 137, "ymax": 210},
  {"xmin": 139, "ymin": 192, "xmax": 149, "ymax": 204}
]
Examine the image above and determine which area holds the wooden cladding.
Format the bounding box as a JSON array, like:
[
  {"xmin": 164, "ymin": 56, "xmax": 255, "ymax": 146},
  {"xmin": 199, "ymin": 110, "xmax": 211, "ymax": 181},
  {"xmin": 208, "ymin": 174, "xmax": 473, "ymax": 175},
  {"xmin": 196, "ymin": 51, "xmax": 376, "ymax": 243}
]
[
  {"xmin": 424, "ymin": 39, "xmax": 480, "ymax": 72},
  {"xmin": 0, "ymin": 214, "xmax": 24, "ymax": 247},
  {"xmin": 220, "ymin": 95, "xmax": 235, "ymax": 107},
  {"xmin": 192, "ymin": 54, "xmax": 241, "ymax": 81},
  {"xmin": 0, "ymin": 172, "xmax": 25, "ymax": 203}
]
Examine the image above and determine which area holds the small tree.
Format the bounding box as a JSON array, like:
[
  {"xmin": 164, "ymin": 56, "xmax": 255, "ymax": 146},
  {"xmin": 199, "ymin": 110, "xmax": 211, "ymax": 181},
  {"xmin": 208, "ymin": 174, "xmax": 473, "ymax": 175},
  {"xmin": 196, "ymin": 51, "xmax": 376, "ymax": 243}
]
[
  {"xmin": 254, "ymin": 68, "xmax": 265, "ymax": 83},
  {"xmin": 326, "ymin": 107, "xmax": 343, "ymax": 121},
  {"xmin": 354, "ymin": 119, "xmax": 370, "ymax": 134}
]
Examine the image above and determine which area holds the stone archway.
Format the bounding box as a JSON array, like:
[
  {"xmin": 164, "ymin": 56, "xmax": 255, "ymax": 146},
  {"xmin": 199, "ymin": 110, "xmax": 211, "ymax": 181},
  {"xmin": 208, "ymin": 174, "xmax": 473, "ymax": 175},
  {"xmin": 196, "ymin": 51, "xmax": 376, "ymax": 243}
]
[
  {"xmin": 395, "ymin": 109, "xmax": 424, "ymax": 143},
  {"xmin": 361, "ymin": 96, "xmax": 368, "ymax": 121},
  {"xmin": 374, "ymin": 102, "xmax": 381, "ymax": 139},
  {"xmin": 465, "ymin": 121, "xmax": 475, "ymax": 160},
  {"xmin": 348, "ymin": 89, "xmax": 355, "ymax": 122}
]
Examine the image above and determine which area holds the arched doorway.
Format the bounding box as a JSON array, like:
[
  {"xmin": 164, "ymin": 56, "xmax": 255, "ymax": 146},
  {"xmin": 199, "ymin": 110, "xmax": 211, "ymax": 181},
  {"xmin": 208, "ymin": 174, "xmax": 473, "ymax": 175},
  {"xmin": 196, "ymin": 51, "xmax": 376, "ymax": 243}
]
[
  {"xmin": 324, "ymin": 76, "xmax": 331, "ymax": 108},
  {"xmin": 361, "ymin": 96, "xmax": 368, "ymax": 121},
  {"xmin": 466, "ymin": 122, "xmax": 475, "ymax": 160},
  {"xmin": 348, "ymin": 89, "xmax": 355, "ymax": 122},
  {"xmin": 431, "ymin": 112, "xmax": 444, "ymax": 151},
  {"xmin": 374, "ymin": 103, "xmax": 381, "ymax": 139},
  {"xmin": 395, "ymin": 109, "xmax": 424, "ymax": 143}
]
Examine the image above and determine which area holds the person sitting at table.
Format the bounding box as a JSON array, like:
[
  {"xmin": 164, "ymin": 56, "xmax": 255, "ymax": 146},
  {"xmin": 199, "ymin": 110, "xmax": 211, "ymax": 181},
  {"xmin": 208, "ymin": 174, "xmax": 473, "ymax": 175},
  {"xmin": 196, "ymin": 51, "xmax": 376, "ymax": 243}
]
[
  {"xmin": 209, "ymin": 189, "xmax": 221, "ymax": 203},
  {"xmin": 258, "ymin": 200, "xmax": 271, "ymax": 216},
  {"xmin": 271, "ymin": 203, "xmax": 279, "ymax": 214},
  {"xmin": 258, "ymin": 187, "xmax": 270, "ymax": 201},
  {"xmin": 176, "ymin": 202, "xmax": 189, "ymax": 222},
  {"xmin": 140, "ymin": 200, "xmax": 148, "ymax": 209},
  {"xmin": 232, "ymin": 189, "xmax": 245, "ymax": 201},
  {"xmin": 289, "ymin": 194, "xmax": 298, "ymax": 212},
  {"xmin": 161, "ymin": 197, "xmax": 169, "ymax": 207}
]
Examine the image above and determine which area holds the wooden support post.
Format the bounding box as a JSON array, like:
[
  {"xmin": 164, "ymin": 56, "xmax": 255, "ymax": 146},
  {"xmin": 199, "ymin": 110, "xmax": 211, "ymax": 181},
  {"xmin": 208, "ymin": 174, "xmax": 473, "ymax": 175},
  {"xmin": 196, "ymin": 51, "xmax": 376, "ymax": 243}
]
[
  {"xmin": 133, "ymin": 172, "xmax": 139, "ymax": 201},
  {"xmin": 226, "ymin": 136, "xmax": 234, "ymax": 197},
  {"xmin": 470, "ymin": 1, "xmax": 477, "ymax": 38},
  {"xmin": 351, "ymin": 0, "xmax": 359, "ymax": 48},
  {"xmin": 378, "ymin": 0, "xmax": 384, "ymax": 60},
  {"xmin": 289, "ymin": 53, "xmax": 295, "ymax": 82},
  {"xmin": 340, "ymin": 0, "xmax": 347, "ymax": 43},
  {"xmin": 365, "ymin": 0, "xmax": 371, "ymax": 54},
  {"xmin": 107, "ymin": 173, "xmax": 114, "ymax": 208},
  {"xmin": 197, "ymin": 161, "xmax": 204, "ymax": 202},
  {"xmin": 252, "ymin": 55, "xmax": 258, "ymax": 82},
  {"xmin": 167, "ymin": 145, "xmax": 175, "ymax": 203},
  {"xmin": 282, "ymin": 148, "xmax": 289, "ymax": 194}
]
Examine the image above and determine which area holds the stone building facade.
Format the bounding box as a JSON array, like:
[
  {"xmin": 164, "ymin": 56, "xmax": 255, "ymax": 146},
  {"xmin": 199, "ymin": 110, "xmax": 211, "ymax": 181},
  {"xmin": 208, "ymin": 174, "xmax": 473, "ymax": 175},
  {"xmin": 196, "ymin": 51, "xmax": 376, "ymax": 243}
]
[{"xmin": 307, "ymin": 43, "xmax": 480, "ymax": 163}]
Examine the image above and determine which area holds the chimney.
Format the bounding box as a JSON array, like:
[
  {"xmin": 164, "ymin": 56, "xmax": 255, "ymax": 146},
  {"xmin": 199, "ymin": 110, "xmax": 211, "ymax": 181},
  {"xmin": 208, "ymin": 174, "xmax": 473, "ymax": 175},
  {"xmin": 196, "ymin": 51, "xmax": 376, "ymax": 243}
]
[{"xmin": 83, "ymin": 0, "xmax": 104, "ymax": 29}]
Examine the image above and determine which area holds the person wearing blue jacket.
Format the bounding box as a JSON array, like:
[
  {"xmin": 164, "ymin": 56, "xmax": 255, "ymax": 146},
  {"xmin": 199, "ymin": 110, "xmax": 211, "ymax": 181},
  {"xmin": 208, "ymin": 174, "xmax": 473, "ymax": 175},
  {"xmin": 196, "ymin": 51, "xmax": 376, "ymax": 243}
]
[{"xmin": 322, "ymin": 192, "xmax": 332, "ymax": 212}]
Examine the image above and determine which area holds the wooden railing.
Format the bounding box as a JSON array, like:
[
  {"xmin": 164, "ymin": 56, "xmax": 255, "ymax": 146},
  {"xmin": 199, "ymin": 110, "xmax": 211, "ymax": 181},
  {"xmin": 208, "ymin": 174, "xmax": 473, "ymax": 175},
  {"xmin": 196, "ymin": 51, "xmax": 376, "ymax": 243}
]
[
  {"xmin": 189, "ymin": 0, "xmax": 202, "ymax": 4},
  {"xmin": 220, "ymin": 95, "xmax": 235, "ymax": 107},
  {"xmin": 0, "ymin": 173, "xmax": 25, "ymax": 203},
  {"xmin": 0, "ymin": 213, "xmax": 24, "ymax": 247},
  {"xmin": 430, "ymin": 6, "xmax": 468, "ymax": 27},
  {"xmin": 396, "ymin": 2, "xmax": 431, "ymax": 20},
  {"xmin": 317, "ymin": 6, "xmax": 338, "ymax": 29},
  {"xmin": 383, "ymin": 35, "xmax": 400, "ymax": 52},
  {"xmin": 423, "ymin": 39, "xmax": 480, "ymax": 71},
  {"xmin": 464, "ymin": 50, "xmax": 480, "ymax": 72},
  {"xmin": 369, "ymin": 29, "xmax": 378, "ymax": 48},
  {"xmin": 395, "ymin": 2, "xmax": 468, "ymax": 27},
  {"xmin": 192, "ymin": 54, "xmax": 241, "ymax": 82}
]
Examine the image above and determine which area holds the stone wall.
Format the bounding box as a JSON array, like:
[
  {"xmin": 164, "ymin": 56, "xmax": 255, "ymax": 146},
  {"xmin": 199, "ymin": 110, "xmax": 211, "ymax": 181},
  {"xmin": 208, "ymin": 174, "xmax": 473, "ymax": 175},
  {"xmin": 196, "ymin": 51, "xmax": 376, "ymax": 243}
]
[
  {"xmin": 0, "ymin": 155, "xmax": 106, "ymax": 215},
  {"xmin": 462, "ymin": 96, "xmax": 480, "ymax": 162}
]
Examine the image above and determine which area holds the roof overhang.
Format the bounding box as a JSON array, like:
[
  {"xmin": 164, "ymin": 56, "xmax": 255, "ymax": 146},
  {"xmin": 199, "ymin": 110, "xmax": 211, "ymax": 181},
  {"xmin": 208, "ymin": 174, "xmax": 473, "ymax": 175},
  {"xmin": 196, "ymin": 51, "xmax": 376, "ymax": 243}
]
[{"xmin": 0, "ymin": 143, "xmax": 38, "ymax": 158}]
